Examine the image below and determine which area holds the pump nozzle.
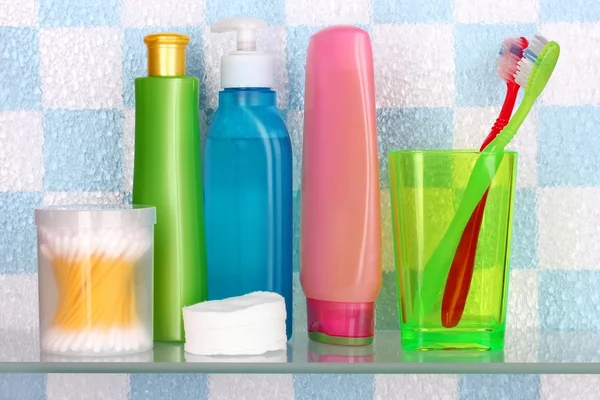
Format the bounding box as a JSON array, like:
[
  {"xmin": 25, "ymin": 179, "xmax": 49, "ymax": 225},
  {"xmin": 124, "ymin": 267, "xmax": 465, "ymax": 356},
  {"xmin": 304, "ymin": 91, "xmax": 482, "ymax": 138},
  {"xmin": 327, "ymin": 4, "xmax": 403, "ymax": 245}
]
[
  {"xmin": 211, "ymin": 17, "xmax": 273, "ymax": 89},
  {"xmin": 211, "ymin": 18, "xmax": 268, "ymax": 51}
]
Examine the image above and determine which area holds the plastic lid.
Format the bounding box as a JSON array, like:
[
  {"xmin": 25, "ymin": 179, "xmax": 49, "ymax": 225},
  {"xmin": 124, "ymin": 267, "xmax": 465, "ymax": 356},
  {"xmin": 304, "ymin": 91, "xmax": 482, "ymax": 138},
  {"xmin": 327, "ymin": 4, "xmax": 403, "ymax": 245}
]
[
  {"xmin": 144, "ymin": 32, "xmax": 190, "ymax": 77},
  {"xmin": 211, "ymin": 17, "xmax": 274, "ymax": 89},
  {"xmin": 34, "ymin": 204, "xmax": 156, "ymax": 228},
  {"xmin": 306, "ymin": 298, "xmax": 375, "ymax": 346}
]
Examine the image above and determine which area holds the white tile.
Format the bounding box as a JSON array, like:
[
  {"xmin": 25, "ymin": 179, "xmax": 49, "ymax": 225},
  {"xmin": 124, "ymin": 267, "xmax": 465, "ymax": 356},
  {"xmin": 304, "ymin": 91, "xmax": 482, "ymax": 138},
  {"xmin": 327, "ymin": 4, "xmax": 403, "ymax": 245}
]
[
  {"xmin": 0, "ymin": 111, "xmax": 43, "ymax": 191},
  {"xmin": 122, "ymin": 0, "xmax": 203, "ymax": 26},
  {"xmin": 541, "ymin": 375, "xmax": 600, "ymax": 400},
  {"xmin": 375, "ymin": 375, "xmax": 458, "ymax": 400},
  {"xmin": 0, "ymin": 0, "xmax": 37, "ymax": 26},
  {"xmin": 258, "ymin": 27, "xmax": 289, "ymax": 110},
  {"xmin": 0, "ymin": 274, "xmax": 38, "ymax": 329},
  {"xmin": 541, "ymin": 23, "xmax": 600, "ymax": 106},
  {"xmin": 507, "ymin": 270, "xmax": 538, "ymax": 329},
  {"xmin": 504, "ymin": 330, "xmax": 538, "ymax": 362},
  {"xmin": 455, "ymin": 0, "xmax": 538, "ymax": 23},
  {"xmin": 373, "ymin": 24, "xmax": 454, "ymax": 108},
  {"xmin": 538, "ymin": 188, "xmax": 600, "ymax": 269},
  {"xmin": 42, "ymin": 192, "xmax": 125, "ymax": 206},
  {"xmin": 209, "ymin": 375, "xmax": 293, "ymax": 400},
  {"xmin": 203, "ymin": 27, "xmax": 288, "ymax": 109},
  {"xmin": 39, "ymin": 28, "xmax": 123, "ymax": 110},
  {"xmin": 202, "ymin": 28, "xmax": 233, "ymax": 109},
  {"xmin": 453, "ymin": 106, "xmax": 537, "ymax": 188},
  {"xmin": 286, "ymin": 0, "xmax": 372, "ymax": 26},
  {"xmin": 286, "ymin": 110, "xmax": 303, "ymax": 191},
  {"xmin": 47, "ymin": 374, "xmax": 129, "ymax": 400},
  {"xmin": 124, "ymin": 108, "xmax": 135, "ymax": 192}
]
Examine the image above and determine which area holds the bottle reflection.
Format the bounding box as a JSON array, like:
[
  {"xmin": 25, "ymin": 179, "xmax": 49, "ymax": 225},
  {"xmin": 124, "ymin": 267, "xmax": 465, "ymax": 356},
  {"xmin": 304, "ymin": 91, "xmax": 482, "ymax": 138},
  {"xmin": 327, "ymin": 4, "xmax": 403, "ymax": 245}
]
[
  {"xmin": 41, "ymin": 350, "xmax": 154, "ymax": 363},
  {"xmin": 401, "ymin": 349, "xmax": 504, "ymax": 363},
  {"xmin": 308, "ymin": 341, "xmax": 374, "ymax": 363},
  {"xmin": 185, "ymin": 349, "xmax": 288, "ymax": 363}
]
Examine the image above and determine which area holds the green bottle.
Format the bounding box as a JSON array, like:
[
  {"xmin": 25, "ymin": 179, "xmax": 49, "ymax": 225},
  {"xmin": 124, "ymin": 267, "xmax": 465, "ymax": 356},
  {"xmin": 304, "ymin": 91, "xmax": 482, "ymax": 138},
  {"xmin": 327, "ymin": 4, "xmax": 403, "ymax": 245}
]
[{"xmin": 133, "ymin": 33, "xmax": 207, "ymax": 342}]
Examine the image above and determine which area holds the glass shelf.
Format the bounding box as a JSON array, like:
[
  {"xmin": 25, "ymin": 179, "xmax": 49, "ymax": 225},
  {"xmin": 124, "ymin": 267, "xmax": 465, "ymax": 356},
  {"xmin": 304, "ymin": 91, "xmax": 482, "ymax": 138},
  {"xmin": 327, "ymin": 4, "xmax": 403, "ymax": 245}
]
[{"xmin": 2, "ymin": 329, "xmax": 600, "ymax": 374}]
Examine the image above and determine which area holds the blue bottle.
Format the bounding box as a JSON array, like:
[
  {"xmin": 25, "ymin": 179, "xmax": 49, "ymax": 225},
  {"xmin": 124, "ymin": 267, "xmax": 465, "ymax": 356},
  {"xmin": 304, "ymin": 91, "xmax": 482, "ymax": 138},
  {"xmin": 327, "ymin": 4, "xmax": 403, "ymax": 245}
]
[{"xmin": 204, "ymin": 18, "xmax": 293, "ymax": 339}]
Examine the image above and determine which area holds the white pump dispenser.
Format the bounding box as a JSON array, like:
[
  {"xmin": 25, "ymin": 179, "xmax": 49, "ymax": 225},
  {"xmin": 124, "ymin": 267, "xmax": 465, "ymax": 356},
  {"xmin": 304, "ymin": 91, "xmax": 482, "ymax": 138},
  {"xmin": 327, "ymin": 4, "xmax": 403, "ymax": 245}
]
[{"xmin": 211, "ymin": 18, "xmax": 274, "ymax": 89}]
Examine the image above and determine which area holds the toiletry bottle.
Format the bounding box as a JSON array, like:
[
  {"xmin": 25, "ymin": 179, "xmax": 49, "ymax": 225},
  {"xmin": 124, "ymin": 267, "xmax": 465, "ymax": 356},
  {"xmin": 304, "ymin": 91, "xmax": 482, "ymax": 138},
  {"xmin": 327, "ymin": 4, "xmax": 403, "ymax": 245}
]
[
  {"xmin": 133, "ymin": 33, "xmax": 207, "ymax": 342},
  {"xmin": 204, "ymin": 18, "xmax": 293, "ymax": 340},
  {"xmin": 300, "ymin": 26, "xmax": 381, "ymax": 346}
]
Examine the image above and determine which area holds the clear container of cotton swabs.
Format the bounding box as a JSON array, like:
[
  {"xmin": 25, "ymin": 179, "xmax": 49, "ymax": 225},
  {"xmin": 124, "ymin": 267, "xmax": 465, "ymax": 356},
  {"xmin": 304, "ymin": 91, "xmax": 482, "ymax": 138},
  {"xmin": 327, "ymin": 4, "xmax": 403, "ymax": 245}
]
[{"xmin": 35, "ymin": 205, "xmax": 156, "ymax": 356}]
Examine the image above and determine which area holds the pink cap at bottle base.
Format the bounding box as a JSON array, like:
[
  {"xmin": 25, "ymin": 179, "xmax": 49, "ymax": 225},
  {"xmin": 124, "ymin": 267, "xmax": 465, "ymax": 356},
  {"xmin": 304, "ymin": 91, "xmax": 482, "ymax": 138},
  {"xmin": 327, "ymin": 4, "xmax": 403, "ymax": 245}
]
[{"xmin": 306, "ymin": 298, "xmax": 375, "ymax": 346}]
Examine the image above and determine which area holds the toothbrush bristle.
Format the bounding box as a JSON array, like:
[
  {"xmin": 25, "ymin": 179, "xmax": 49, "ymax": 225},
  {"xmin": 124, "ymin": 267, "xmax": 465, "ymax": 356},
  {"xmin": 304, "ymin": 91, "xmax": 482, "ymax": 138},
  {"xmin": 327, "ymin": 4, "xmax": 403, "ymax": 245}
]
[
  {"xmin": 497, "ymin": 37, "xmax": 528, "ymax": 84},
  {"xmin": 515, "ymin": 34, "xmax": 549, "ymax": 88}
]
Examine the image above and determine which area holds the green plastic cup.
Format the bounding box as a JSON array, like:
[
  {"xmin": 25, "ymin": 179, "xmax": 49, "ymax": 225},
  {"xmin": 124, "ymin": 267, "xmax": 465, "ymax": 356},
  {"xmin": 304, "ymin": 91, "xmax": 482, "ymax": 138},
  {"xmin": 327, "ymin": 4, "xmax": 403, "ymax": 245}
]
[{"xmin": 388, "ymin": 150, "xmax": 517, "ymax": 351}]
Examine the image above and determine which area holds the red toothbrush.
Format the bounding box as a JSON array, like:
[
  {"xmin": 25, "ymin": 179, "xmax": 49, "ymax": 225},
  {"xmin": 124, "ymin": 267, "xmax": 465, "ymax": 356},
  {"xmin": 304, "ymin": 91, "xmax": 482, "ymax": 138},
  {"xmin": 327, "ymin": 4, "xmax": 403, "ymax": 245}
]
[{"xmin": 441, "ymin": 37, "xmax": 528, "ymax": 328}]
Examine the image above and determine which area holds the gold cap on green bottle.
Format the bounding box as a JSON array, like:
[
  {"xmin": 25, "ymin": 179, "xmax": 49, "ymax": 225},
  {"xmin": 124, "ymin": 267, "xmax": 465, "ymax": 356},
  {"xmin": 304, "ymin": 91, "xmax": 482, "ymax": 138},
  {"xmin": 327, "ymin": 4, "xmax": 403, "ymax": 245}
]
[{"xmin": 144, "ymin": 33, "xmax": 189, "ymax": 77}]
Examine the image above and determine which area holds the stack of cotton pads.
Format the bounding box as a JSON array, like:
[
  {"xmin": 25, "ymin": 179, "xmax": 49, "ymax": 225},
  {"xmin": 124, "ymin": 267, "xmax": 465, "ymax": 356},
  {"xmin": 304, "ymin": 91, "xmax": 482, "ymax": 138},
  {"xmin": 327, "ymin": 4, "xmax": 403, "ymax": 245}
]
[{"xmin": 183, "ymin": 292, "xmax": 287, "ymax": 356}]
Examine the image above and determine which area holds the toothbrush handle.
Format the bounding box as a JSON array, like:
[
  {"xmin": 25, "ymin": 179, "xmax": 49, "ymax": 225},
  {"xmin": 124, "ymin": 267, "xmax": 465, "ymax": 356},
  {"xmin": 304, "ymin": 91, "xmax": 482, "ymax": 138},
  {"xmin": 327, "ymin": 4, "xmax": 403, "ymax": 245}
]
[
  {"xmin": 416, "ymin": 90, "xmax": 535, "ymax": 319},
  {"xmin": 414, "ymin": 152, "xmax": 504, "ymax": 318},
  {"xmin": 441, "ymin": 82, "xmax": 519, "ymax": 328},
  {"xmin": 481, "ymin": 82, "xmax": 520, "ymax": 149},
  {"xmin": 486, "ymin": 94, "xmax": 536, "ymax": 152},
  {"xmin": 441, "ymin": 190, "xmax": 488, "ymax": 327}
]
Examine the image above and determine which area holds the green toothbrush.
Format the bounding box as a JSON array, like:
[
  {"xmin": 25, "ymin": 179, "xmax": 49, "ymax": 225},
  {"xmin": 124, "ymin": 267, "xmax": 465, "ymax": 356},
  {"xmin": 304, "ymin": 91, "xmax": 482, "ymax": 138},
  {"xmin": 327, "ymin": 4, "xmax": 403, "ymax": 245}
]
[{"xmin": 413, "ymin": 37, "xmax": 560, "ymax": 318}]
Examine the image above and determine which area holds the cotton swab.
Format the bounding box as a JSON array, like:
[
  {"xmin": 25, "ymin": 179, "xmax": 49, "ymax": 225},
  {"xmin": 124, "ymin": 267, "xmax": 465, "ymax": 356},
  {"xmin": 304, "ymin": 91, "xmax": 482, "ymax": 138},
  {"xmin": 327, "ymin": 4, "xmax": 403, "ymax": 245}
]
[{"xmin": 40, "ymin": 228, "xmax": 152, "ymax": 356}]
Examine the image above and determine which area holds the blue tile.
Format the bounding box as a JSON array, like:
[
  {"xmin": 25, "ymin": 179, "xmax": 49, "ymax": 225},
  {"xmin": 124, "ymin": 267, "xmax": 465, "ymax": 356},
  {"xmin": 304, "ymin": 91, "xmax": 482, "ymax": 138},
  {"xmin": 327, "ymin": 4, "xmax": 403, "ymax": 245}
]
[
  {"xmin": 39, "ymin": 0, "xmax": 121, "ymax": 27},
  {"xmin": 0, "ymin": 374, "xmax": 46, "ymax": 400},
  {"xmin": 293, "ymin": 271, "xmax": 307, "ymax": 332},
  {"xmin": 374, "ymin": 0, "xmax": 452, "ymax": 22},
  {"xmin": 454, "ymin": 24, "xmax": 536, "ymax": 107},
  {"xmin": 539, "ymin": 271, "xmax": 600, "ymax": 331},
  {"xmin": 510, "ymin": 188, "xmax": 537, "ymax": 269},
  {"xmin": 538, "ymin": 106, "xmax": 600, "ymax": 187},
  {"xmin": 539, "ymin": 331, "xmax": 600, "ymax": 362},
  {"xmin": 293, "ymin": 375, "xmax": 374, "ymax": 400},
  {"xmin": 0, "ymin": 27, "xmax": 41, "ymax": 111},
  {"xmin": 378, "ymin": 107, "xmax": 454, "ymax": 188},
  {"xmin": 0, "ymin": 192, "xmax": 41, "ymax": 274},
  {"xmin": 286, "ymin": 26, "xmax": 322, "ymax": 110},
  {"xmin": 459, "ymin": 375, "xmax": 539, "ymax": 400},
  {"xmin": 205, "ymin": 0, "xmax": 285, "ymax": 25},
  {"xmin": 123, "ymin": 27, "xmax": 203, "ymax": 109},
  {"xmin": 541, "ymin": 0, "xmax": 600, "ymax": 22},
  {"xmin": 130, "ymin": 374, "xmax": 208, "ymax": 400},
  {"xmin": 376, "ymin": 271, "xmax": 399, "ymax": 330},
  {"xmin": 43, "ymin": 110, "xmax": 124, "ymax": 191}
]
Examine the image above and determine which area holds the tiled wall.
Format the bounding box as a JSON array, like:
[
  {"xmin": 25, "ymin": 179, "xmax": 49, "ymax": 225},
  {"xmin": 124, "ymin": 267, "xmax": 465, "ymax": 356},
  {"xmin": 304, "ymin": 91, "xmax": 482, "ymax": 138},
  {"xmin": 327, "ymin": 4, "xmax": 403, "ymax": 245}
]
[{"xmin": 1, "ymin": 0, "xmax": 599, "ymax": 398}]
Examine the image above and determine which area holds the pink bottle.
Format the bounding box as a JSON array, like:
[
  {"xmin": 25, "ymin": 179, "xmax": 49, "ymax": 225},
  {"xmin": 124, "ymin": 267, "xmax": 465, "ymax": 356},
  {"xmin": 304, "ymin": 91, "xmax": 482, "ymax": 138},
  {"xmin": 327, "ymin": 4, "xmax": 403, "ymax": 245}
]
[{"xmin": 300, "ymin": 26, "xmax": 382, "ymax": 346}]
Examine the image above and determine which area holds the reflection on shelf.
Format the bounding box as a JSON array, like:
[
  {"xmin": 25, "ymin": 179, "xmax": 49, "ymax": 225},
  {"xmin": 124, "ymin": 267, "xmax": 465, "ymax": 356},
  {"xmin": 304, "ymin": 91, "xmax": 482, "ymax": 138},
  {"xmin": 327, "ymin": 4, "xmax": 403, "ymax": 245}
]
[
  {"xmin": 41, "ymin": 351, "xmax": 154, "ymax": 363},
  {"xmin": 2, "ymin": 329, "xmax": 600, "ymax": 373},
  {"xmin": 308, "ymin": 341, "xmax": 374, "ymax": 363},
  {"xmin": 401, "ymin": 349, "xmax": 504, "ymax": 363},
  {"xmin": 185, "ymin": 348, "xmax": 288, "ymax": 364}
]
